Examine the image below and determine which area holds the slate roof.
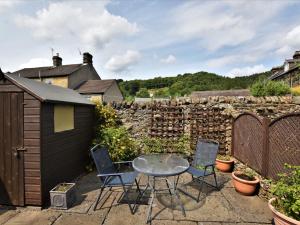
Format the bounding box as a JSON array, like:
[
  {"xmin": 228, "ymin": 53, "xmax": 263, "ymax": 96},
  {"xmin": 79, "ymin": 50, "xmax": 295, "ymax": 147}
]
[
  {"xmin": 269, "ymin": 64, "xmax": 300, "ymax": 80},
  {"xmin": 5, "ymin": 74, "xmax": 94, "ymax": 105},
  {"xmin": 10, "ymin": 64, "xmax": 83, "ymax": 78},
  {"xmin": 76, "ymin": 79, "xmax": 115, "ymax": 94}
]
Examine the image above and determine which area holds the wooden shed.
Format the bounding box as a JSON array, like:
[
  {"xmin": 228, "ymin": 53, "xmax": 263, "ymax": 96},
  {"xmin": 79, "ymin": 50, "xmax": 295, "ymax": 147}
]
[{"xmin": 0, "ymin": 72, "xmax": 95, "ymax": 206}]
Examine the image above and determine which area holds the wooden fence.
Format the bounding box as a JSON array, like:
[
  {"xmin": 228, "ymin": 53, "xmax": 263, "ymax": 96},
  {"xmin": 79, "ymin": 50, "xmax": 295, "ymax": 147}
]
[{"xmin": 232, "ymin": 112, "xmax": 300, "ymax": 179}]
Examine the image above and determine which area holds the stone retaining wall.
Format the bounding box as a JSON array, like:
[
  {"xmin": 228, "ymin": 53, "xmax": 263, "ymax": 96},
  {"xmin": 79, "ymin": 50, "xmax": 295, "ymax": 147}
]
[{"xmin": 113, "ymin": 96, "xmax": 300, "ymax": 154}]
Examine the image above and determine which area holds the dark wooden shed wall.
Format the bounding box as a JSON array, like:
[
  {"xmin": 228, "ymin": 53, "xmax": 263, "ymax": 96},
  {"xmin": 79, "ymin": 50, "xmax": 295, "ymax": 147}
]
[
  {"xmin": 40, "ymin": 104, "xmax": 94, "ymax": 202},
  {"xmin": 0, "ymin": 79, "xmax": 42, "ymax": 205},
  {"xmin": 23, "ymin": 92, "xmax": 42, "ymax": 205},
  {"xmin": 0, "ymin": 78, "xmax": 94, "ymax": 206}
]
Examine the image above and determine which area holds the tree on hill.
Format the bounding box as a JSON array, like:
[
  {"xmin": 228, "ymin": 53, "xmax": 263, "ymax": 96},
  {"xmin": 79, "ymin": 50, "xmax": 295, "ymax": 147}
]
[{"xmin": 119, "ymin": 70, "xmax": 271, "ymax": 98}]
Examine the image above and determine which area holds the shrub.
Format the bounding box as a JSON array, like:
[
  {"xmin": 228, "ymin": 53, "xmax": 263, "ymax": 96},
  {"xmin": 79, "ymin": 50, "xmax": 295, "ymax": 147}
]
[
  {"xmin": 271, "ymin": 164, "xmax": 300, "ymax": 220},
  {"xmin": 250, "ymin": 80, "xmax": 290, "ymax": 96},
  {"xmin": 92, "ymin": 101, "xmax": 138, "ymax": 162},
  {"xmin": 94, "ymin": 100, "xmax": 120, "ymax": 130},
  {"xmin": 140, "ymin": 135, "xmax": 192, "ymax": 157},
  {"xmin": 136, "ymin": 88, "xmax": 150, "ymax": 98},
  {"xmin": 94, "ymin": 127, "xmax": 139, "ymax": 162},
  {"xmin": 291, "ymin": 86, "xmax": 300, "ymax": 96}
]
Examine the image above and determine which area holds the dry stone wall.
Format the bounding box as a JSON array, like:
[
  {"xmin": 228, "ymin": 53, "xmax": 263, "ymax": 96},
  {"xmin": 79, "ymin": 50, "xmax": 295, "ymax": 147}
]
[{"xmin": 113, "ymin": 96, "xmax": 300, "ymax": 154}]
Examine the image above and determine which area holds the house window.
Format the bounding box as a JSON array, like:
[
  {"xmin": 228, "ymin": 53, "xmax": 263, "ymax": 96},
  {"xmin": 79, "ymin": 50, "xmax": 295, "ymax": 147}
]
[{"xmin": 54, "ymin": 105, "xmax": 74, "ymax": 132}]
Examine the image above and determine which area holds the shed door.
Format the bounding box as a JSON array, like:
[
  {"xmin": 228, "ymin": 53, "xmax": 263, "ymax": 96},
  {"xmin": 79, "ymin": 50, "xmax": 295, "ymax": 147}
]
[{"xmin": 0, "ymin": 92, "xmax": 24, "ymax": 206}]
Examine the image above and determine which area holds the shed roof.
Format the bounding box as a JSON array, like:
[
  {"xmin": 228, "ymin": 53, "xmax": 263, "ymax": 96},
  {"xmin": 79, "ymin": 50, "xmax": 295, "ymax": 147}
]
[
  {"xmin": 10, "ymin": 64, "xmax": 83, "ymax": 78},
  {"xmin": 76, "ymin": 79, "xmax": 115, "ymax": 94},
  {"xmin": 5, "ymin": 74, "xmax": 94, "ymax": 105}
]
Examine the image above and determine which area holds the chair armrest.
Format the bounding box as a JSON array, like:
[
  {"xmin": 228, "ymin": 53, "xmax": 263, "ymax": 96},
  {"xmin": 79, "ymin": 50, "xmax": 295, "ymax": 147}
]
[
  {"xmin": 97, "ymin": 173, "xmax": 124, "ymax": 177},
  {"xmin": 113, "ymin": 161, "xmax": 132, "ymax": 165},
  {"xmin": 204, "ymin": 163, "xmax": 215, "ymax": 168}
]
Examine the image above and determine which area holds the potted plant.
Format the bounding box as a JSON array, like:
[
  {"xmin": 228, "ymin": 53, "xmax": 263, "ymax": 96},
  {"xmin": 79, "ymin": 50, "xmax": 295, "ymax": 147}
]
[
  {"xmin": 215, "ymin": 154, "xmax": 234, "ymax": 172},
  {"xmin": 50, "ymin": 183, "xmax": 76, "ymax": 209},
  {"xmin": 232, "ymin": 168, "xmax": 259, "ymax": 196},
  {"xmin": 268, "ymin": 164, "xmax": 300, "ymax": 225}
]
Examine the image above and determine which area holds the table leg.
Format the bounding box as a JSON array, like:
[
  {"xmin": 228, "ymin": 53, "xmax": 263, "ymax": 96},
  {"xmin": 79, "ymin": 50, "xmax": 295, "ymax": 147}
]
[
  {"xmin": 146, "ymin": 176, "xmax": 156, "ymax": 223},
  {"xmin": 166, "ymin": 177, "xmax": 186, "ymax": 217}
]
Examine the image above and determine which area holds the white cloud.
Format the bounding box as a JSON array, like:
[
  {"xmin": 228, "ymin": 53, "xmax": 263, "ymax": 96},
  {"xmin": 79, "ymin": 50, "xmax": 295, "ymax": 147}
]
[
  {"xmin": 19, "ymin": 58, "xmax": 52, "ymax": 69},
  {"xmin": 169, "ymin": 1, "xmax": 290, "ymax": 51},
  {"xmin": 226, "ymin": 64, "xmax": 267, "ymax": 78},
  {"xmin": 160, "ymin": 54, "xmax": 176, "ymax": 64},
  {"xmin": 0, "ymin": 1, "xmax": 17, "ymax": 12},
  {"xmin": 104, "ymin": 50, "xmax": 141, "ymax": 72},
  {"xmin": 15, "ymin": 1, "xmax": 138, "ymax": 49},
  {"xmin": 276, "ymin": 25, "xmax": 300, "ymax": 57}
]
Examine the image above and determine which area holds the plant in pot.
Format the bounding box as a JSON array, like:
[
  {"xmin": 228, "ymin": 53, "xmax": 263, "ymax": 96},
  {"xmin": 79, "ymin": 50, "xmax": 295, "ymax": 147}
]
[
  {"xmin": 268, "ymin": 164, "xmax": 300, "ymax": 225},
  {"xmin": 50, "ymin": 183, "xmax": 76, "ymax": 209},
  {"xmin": 232, "ymin": 167, "xmax": 260, "ymax": 196},
  {"xmin": 215, "ymin": 154, "xmax": 234, "ymax": 172}
]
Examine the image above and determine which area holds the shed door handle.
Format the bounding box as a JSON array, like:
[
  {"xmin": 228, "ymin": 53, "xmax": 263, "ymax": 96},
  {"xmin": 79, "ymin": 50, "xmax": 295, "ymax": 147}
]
[{"xmin": 16, "ymin": 147, "xmax": 27, "ymax": 151}]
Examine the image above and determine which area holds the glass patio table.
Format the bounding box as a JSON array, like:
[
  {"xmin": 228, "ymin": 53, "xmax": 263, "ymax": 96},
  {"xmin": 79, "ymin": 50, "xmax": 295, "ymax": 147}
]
[{"xmin": 133, "ymin": 154, "xmax": 189, "ymax": 223}]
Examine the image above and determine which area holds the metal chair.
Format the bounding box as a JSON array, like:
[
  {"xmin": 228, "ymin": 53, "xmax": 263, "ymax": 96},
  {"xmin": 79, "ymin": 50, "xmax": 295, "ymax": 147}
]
[
  {"xmin": 90, "ymin": 145, "xmax": 141, "ymax": 214},
  {"xmin": 187, "ymin": 138, "xmax": 219, "ymax": 202}
]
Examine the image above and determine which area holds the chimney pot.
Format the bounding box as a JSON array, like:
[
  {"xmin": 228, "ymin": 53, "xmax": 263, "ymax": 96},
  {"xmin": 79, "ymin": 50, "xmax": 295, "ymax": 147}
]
[
  {"xmin": 83, "ymin": 52, "xmax": 93, "ymax": 64},
  {"xmin": 52, "ymin": 53, "xmax": 62, "ymax": 67}
]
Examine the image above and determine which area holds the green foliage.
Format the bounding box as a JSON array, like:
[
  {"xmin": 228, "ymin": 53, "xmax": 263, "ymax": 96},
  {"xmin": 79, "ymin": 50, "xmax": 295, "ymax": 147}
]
[
  {"xmin": 217, "ymin": 154, "xmax": 231, "ymax": 161},
  {"xmin": 250, "ymin": 80, "xmax": 291, "ymax": 96},
  {"xmin": 136, "ymin": 88, "xmax": 150, "ymax": 98},
  {"xmin": 140, "ymin": 135, "xmax": 192, "ymax": 157},
  {"xmin": 271, "ymin": 164, "xmax": 300, "ymax": 220},
  {"xmin": 153, "ymin": 88, "xmax": 170, "ymax": 98},
  {"xmin": 94, "ymin": 101, "xmax": 120, "ymax": 129},
  {"xmin": 93, "ymin": 101, "xmax": 138, "ymax": 162},
  {"xmin": 94, "ymin": 127, "xmax": 139, "ymax": 162},
  {"xmin": 242, "ymin": 168, "xmax": 257, "ymax": 180},
  {"xmin": 119, "ymin": 71, "xmax": 270, "ymax": 99},
  {"xmin": 291, "ymin": 86, "xmax": 300, "ymax": 96}
]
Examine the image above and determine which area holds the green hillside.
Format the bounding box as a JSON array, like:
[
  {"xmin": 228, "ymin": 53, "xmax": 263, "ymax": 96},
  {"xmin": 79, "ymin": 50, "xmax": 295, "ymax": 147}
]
[{"xmin": 118, "ymin": 71, "xmax": 271, "ymax": 99}]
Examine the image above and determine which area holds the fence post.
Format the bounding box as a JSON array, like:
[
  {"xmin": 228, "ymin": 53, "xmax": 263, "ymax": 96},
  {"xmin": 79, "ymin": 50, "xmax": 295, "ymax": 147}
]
[
  {"xmin": 261, "ymin": 117, "xmax": 270, "ymax": 177},
  {"xmin": 231, "ymin": 117, "xmax": 235, "ymax": 156}
]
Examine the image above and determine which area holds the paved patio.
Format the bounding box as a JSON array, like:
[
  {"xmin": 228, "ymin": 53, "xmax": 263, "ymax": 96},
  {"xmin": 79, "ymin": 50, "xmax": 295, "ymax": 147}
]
[{"xmin": 0, "ymin": 172, "xmax": 273, "ymax": 225}]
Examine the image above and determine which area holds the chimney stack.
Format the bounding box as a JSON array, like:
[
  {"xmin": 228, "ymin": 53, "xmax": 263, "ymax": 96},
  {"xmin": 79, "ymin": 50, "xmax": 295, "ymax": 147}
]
[
  {"xmin": 52, "ymin": 53, "xmax": 62, "ymax": 67},
  {"xmin": 293, "ymin": 50, "xmax": 300, "ymax": 60},
  {"xmin": 83, "ymin": 52, "xmax": 93, "ymax": 64}
]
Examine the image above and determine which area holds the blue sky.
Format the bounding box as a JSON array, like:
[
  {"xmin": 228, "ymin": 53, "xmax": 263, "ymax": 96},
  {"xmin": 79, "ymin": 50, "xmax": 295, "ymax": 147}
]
[{"xmin": 1, "ymin": 0, "xmax": 300, "ymax": 80}]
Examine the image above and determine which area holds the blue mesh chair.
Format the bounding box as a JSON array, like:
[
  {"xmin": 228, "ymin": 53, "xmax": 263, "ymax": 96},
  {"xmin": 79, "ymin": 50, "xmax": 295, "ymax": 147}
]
[
  {"xmin": 90, "ymin": 145, "xmax": 141, "ymax": 213},
  {"xmin": 187, "ymin": 138, "xmax": 219, "ymax": 201}
]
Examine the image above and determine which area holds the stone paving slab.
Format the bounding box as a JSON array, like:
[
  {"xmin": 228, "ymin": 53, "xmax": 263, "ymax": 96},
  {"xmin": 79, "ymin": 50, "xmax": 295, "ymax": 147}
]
[
  {"xmin": 53, "ymin": 210, "xmax": 107, "ymax": 225},
  {"xmin": 0, "ymin": 210, "xmax": 20, "ymax": 224},
  {"xmin": 3, "ymin": 210, "xmax": 61, "ymax": 225},
  {"xmin": 220, "ymin": 188, "xmax": 273, "ymax": 223},
  {"xmin": 0, "ymin": 172, "xmax": 273, "ymax": 225}
]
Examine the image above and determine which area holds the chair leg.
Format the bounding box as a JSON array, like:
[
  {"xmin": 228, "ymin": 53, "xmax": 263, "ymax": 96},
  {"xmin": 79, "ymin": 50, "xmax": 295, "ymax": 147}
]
[
  {"xmin": 212, "ymin": 167, "xmax": 219, "ymax": 190},
  {"xmin": 94, "ymin": 186, "xmax": 105, "ymax": 211},
  {"xmin": 197, "ymin": 176, "xmax": 205, "ymax": 202},
  {"xmin": 121, "ymin": 184, "xmax": 135, "ymax": 214}
]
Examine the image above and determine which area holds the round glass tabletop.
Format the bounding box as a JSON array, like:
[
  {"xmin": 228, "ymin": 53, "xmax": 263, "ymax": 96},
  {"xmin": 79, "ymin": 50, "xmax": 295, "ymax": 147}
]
[{"xmin": 132, "ymin": 154, "xmax": 190, "ymax": 177}]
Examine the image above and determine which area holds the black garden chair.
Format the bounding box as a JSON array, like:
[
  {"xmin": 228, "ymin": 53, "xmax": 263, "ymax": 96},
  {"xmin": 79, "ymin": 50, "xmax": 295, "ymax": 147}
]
[
  {"xmin": 90, "ymin": 145, "xmax": 141, "ymax": 214},
  {"xmin": 187, "ymin": 138, "xmax": 219, "ymax": 202}
]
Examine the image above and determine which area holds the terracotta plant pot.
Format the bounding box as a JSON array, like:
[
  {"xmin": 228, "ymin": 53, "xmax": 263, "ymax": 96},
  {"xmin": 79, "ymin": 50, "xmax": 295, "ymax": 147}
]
[
  {"xmin": 268, "ymin": 198, "xmax": 300, "ymax": 225},
  {"xmin": 215, "ymin": 159, "xmax": 234, "ymax": 172},
  {"xmin": 232, "ymin": 171, "xmax": 259, "ymax": 196}
]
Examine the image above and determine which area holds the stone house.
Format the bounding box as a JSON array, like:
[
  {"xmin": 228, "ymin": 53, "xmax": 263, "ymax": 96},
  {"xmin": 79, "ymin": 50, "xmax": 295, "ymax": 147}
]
[
  {"xmin": 76, "ymin": 79, "xmax": 124, "ymax": 102},
  {"xmin": 269, "ymin": 50, "xmax": 300, "ymax": 87},
  {"xmin": 10, "ymin": 52, "xmax": 123, "ymax": 103}
]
